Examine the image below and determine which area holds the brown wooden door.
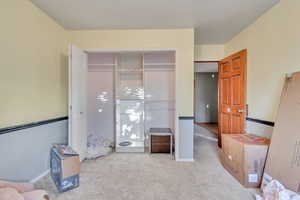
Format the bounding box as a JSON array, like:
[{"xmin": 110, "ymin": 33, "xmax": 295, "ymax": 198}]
[{"xmin": 218, "ymin": 50, "xmax": 247, "ymax": 147}]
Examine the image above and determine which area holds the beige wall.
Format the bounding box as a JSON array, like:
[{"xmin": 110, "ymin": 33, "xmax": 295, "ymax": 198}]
[
  {"xmin": 194, "ymin": 45, "xmax": 224, "ymax": 61},
  {"xmin": 3, "ymin": 0, "xmax": 298, "ymax": 126},
  {"xmin": 225, "ymin": 0, "xmax": 300, "ymax": 122},
  {"xmin": 0, "ymin": 0, "xmax": 68, "ymax": 128},
  {"xmin": 1, "ymin": 12, "xmax": 194, "ymax": 128},
  {"xmin": 69, "ymin": 29, "xmax": 194, "ymax": 116}
]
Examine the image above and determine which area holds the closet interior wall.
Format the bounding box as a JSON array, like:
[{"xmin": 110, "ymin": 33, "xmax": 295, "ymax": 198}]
[
  {"xmin": 87, "ymin": 53, "xmax": 115, "ymax": 151},
  {"xmin": 86, "ymin": 51, "xmax": 176, "ymax": 153},
  {"xmin": 144, "ymin": 52, "xmax": 176, "ymax": 150}
]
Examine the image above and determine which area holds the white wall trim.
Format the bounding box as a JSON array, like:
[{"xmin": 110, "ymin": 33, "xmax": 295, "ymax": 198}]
[
  {"xmin": 30, "ymin": 170, "xmax": 50, "ymax": 183},
  {"xmin": 176, "ymin": 158, "xmax": 194, "ymax": 162},
  {"xmin": 174, "ymin": 51, "xmax": 179, "ymax": 162}
]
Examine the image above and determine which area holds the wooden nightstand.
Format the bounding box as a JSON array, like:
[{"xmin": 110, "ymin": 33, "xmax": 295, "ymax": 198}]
[{"xmin": 149, "ymin": 128, "xmax": 173, "ymax": 157}]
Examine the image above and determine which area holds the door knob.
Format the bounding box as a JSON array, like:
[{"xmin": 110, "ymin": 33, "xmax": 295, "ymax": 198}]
[{"xmin": 227, "ymin": 108, "xmax": 231, "ymax": 112}]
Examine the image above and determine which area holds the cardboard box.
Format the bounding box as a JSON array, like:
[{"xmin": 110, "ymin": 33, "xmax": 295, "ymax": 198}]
[
  {"xmin": 50, "ymin": 145, "xmax": 80, "ymax": 192},
  {"xmin": 220, "ymin": 134, "xmax": 270, "ymax": 188},
  {"xmin": 262, "ymin": 72, "xmax": 300, "ymax": 193}
]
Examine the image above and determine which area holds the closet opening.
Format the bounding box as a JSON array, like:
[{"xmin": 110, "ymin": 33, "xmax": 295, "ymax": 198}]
[{"xmin": 82, "ymin": 50, "xmax": 177, "ymax": 158}]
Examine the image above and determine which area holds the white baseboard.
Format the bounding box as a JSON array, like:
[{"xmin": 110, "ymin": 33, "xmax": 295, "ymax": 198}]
[
  {"xmin": 176, "ymin": 158, "xmax": 194, "ymax": 162},
  {"xmin": 30, "ymin": 170, "xmax": 50, "ymax": 183}
]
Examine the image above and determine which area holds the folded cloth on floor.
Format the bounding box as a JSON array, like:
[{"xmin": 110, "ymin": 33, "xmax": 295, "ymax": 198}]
[
  {"xmin": 256, "ymin": 180, "xmax": 300, "ymax": 200},
  {"xmin": 87, "ymin": 134, "xmax": 113, "ymax": 159}
]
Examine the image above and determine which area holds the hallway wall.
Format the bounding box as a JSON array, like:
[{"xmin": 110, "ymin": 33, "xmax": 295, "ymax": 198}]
[{"xmin": 194, "ymin": 73, "xmax": 218, "ymax": 123}]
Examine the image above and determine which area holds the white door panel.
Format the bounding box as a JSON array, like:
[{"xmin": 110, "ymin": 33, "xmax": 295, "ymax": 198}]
[{"xmin": 68, "ymin": 44, "xmax": 87, "ymax": 161}]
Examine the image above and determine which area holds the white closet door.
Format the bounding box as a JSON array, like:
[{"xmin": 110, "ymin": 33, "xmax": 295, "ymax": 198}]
[{"xmin": 68, "ymin": 44, "xmax": 87, "ymax": 161}]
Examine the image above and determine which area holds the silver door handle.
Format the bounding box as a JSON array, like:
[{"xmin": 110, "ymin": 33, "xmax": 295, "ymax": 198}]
[
  {"xmin": 238, "ymin": 109, "xmax": 245, "ymax": 113},
  {"xmin": 227, "ymin": 108, "xmax": 231, "ymax": 113}
]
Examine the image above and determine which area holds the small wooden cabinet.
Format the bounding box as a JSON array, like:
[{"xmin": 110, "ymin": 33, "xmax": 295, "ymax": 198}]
[
  {"xmin": 149, "ymin": 128, "xmax": 173, "ymax": 156},
  {"xmin": 151, "ymin": 135, "xmax": 171, "ymax": 153}
]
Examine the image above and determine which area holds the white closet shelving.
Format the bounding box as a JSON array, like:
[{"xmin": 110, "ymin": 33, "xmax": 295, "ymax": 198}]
[
  {"xmin": 85, "ymin": 51, "xmax": 175, "ymax": 153},
  {"xmin": 115, "ymin": 53, "xmax": 145, "ymax": 152}
]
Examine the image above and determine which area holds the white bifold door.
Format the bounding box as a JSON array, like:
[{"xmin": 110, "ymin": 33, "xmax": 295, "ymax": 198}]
[{"xmin": 68, "ymin": 45, "xmax": 87, "ymax": 161}]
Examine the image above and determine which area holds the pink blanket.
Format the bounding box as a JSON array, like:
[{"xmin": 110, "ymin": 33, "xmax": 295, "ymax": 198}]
[{"xmin": 0, "ymin": 181, "xmax": 48, "ymax": 200}]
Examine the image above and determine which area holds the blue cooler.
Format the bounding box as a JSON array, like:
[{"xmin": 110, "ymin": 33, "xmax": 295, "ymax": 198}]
[{"xmin": 50, "ymin": 145, "xmax": 80, "ymax": 192}]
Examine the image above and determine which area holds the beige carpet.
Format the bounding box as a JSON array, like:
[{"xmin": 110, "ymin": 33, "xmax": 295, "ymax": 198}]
[{"xmin": 36, "ymin": 136, "xmax": 258, "ymax": 200}]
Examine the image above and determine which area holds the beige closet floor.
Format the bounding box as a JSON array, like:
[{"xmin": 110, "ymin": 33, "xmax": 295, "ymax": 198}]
[{"xmin": 36, "ymin": 134, "xmax": 258, "ymax": 200}]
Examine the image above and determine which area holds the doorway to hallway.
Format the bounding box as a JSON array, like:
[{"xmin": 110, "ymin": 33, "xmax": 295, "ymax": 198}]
[{"xmin": 194, "ymin": 61, "xmax": 219, "ymax": 140}]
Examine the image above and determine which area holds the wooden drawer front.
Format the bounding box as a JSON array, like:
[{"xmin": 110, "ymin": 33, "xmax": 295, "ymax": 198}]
[
  {"xmin": 151, "ymin": 135, "xmax": 170, "ymax": 143},
  {"xmin": 151, "ymin": 143, "xmax": 170, "ymax": 153}
]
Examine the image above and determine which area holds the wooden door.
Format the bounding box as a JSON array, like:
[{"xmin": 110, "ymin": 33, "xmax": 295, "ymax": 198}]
[
  {"xmin": 68, "ymin": 44, "xmax": 87, "ymax": 161},
  {"xmin": 218, "ymin": 50, "xmax": 247, "ymax": 147}
]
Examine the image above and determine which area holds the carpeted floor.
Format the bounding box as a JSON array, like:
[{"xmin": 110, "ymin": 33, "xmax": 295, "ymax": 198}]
[{"xmin": 36, "ymin": 132, "xmax": 258, "ymax": 200}]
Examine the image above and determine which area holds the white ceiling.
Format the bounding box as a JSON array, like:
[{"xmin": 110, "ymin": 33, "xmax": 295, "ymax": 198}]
[{"xmin": 30, "ymin": 0, "xmax": 279, "ymax": 44}]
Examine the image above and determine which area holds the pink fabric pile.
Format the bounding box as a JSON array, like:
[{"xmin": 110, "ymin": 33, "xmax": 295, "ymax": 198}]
[{"xmin": 0, "ymin": 181, "xmax": 48, "ymax": 200}]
